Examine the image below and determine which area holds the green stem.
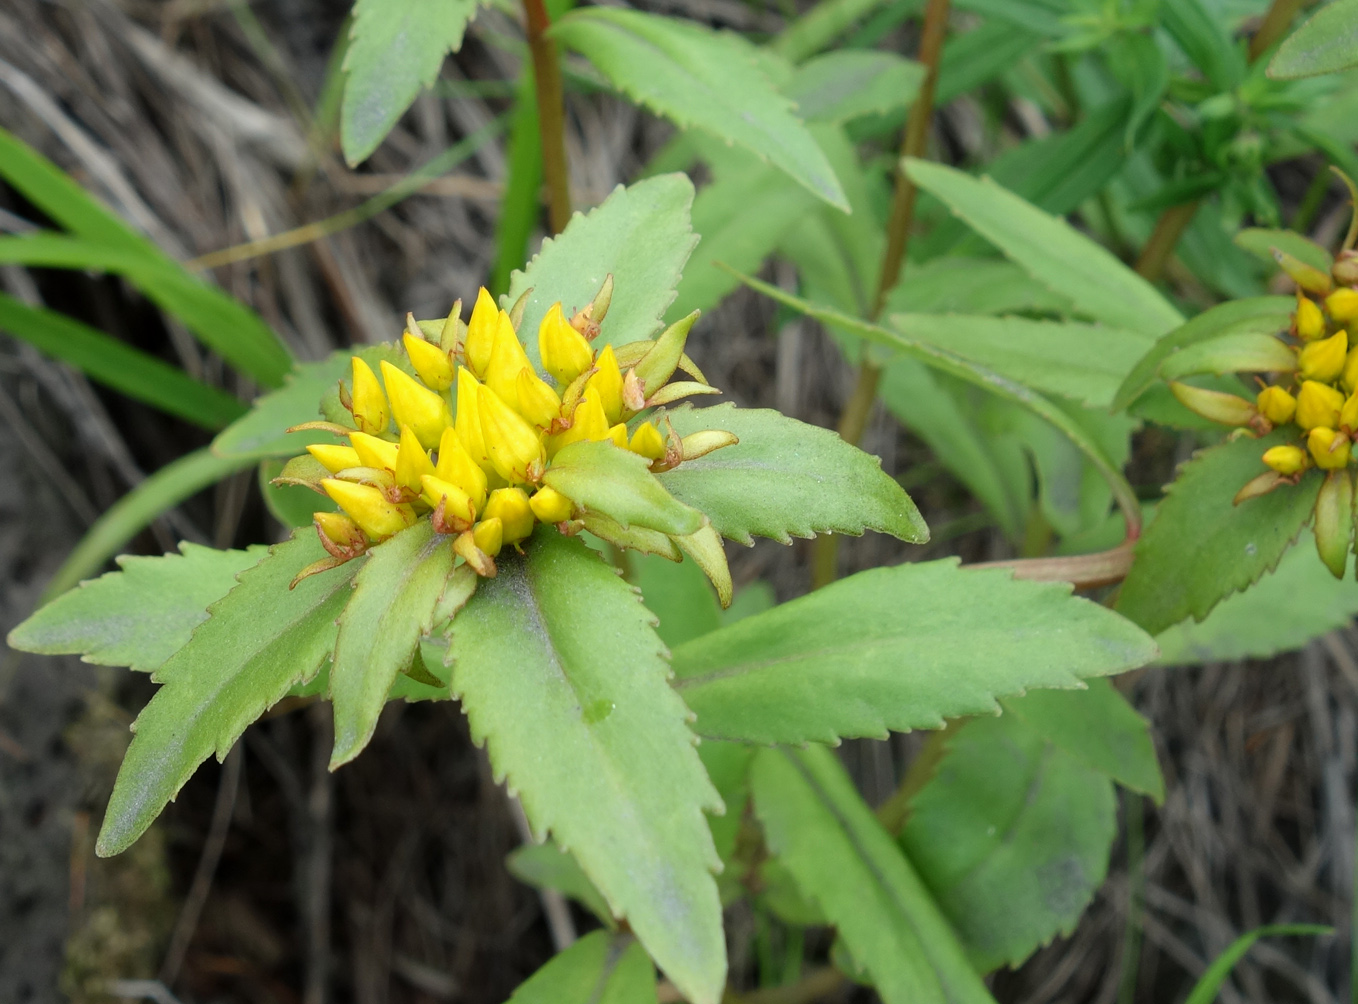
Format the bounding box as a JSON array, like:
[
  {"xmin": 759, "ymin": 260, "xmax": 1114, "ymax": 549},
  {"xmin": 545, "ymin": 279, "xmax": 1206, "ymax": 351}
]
[
  {"xmin": 524, "ymin": 0, "xmax": 572, "ymax": 235},
  {"xmin": 1134, "ymin": 200, "xmax": 1199, "ymax": 281}
]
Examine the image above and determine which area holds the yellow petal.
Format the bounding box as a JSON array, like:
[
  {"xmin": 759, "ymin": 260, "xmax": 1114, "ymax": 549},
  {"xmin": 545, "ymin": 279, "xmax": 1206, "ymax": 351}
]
[
  {"xmin": 548, "ymin": 386, "xmax": 609, "ymax": 454},
  {"xmin": 435, "ymin": 426, "xmax": 488, "ymax": 508},
  {"xmin": 1295, "ymin": 294, "xmax": 1326, "ymax": 340},
  {"xmin": 465, "ymin": 287, "xmax": 499, "ymax": 377},
  {"xmin": 394, "ymin": 424, "xmax": 436, "ymax": 493},
  {"xmin": 1255, "ymin": 385, "xmax": 1296, "ymax": 426},
  {"xmin": 1296, "ymin": 380, "xmax": 1345, "ymax": 430},
  {"xmin": 307, "ymin": 443, "xmax": 361, "ymax": 474},
  {"xmin": 484, "ymin": 310, "xmax": 534, "ymax": 411},
  {"xmin": 403, "ymin": 331, "xmax": 453, "ymax": 391},
  {"xmin": 349, "ymin": 431, "xmax": 399, "ymax": 472},
  {"xmin": 586, "ymin": 344, "xmax": 624, "ymax": 425},
  {"xmin": 472, "ymin": 517, "xmax": 504, "ymax": 557},
  {"xmin": 1326, "ymin": 287, "xmax": 1358, "ymax": 322},
  {"xmin": 1298, "ymin": 329, "xmax": 1347, "ymax": 383},
  {"xmin": 483, "ymin": 487, "xmax": 535, "ymax": 543},
  {"xmin": 529, "ymin": 486, "xmax": 574, "ymax": 524},
  {"xmin": 314, "ymin": 511, "xmax": 366, "ymax": 550},
  {"xmin": 1309, "ymin": 426, "xmax": 1352, "ymax": 469},
  {"xmin": 349, "ymin": 356, "xmax": 390, "ymax": 434},
  {"xmin": 538, "ymin": 302, "xmax": 593, "ymax": 385},
  {"xmin": 1262, "ymin": 444, "xmax": 1309, "ymax": 475},
  {"xmin": 380, "ymin": 361, "xmax": 452, "ymax": 449},
  {"xmin": 516, "ymin": 366, "xmax": 563, "ymax": 429},
  {"xmin": 479, "ymin": 383, "xmax": 546, "ymax": 484},
  {"xmin": 628, "ymin": 421, "xmax": 666, "ymax": 460},
  {"xmin": 419, "ymin": 474, "xmax": 475, "ymax": 525},
  {"xmin": 321, "ymin": 479, "xmax": 416, "ymax": 539}
]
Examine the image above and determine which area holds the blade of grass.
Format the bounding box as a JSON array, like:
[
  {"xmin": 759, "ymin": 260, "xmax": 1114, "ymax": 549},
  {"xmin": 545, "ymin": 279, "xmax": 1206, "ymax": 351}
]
[
  {"xmin": 489, "ymin": 64, "xmax": 544, "ymax": 296},
  {"xmin": 1182, "ymin": 924, "xmax": 1331, "ymax": 1004},
  {"xmin": 41, "ymin": 447, "xmax": 259, "ymax": 602},
  {"xmin": 0, "ymin": 293, "xmax": 246, "ymax": 429}
]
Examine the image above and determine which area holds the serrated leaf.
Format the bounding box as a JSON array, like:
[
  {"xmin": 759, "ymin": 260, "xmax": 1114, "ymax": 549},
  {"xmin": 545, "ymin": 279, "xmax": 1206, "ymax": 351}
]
[
  {"xmin": 508, "ymin": 842, "xmax": 615, "ymax": 928},
  {"xmin": 1112, "ymin": 297, "xmax": 1292, "ymax": 412},
  {"xmin": 1268, "ymin": 0, "xmax": 1358, "ymax": 79},
  {"xmin": 1160, "ymin": 0, "xmax": 1244, "ymax": 90},
  {"xmin": 904, "ymin": 160, "xmax": 1183, "ymax": 338},
  {"xmin": 446, "ymin": 530, "xmax": 724, "ymax": 1004},
  {"xmin": 784, "ymin": 50, "xmax": 924, "ymax": 123},
  {"xmin": 1116, "ymin": 432, "xmax": 1323, "ymax": 635},
  {"xmin": 330, "ymin": 521, "xmax": 455, "ymax": 767},
  {"xmin": 507, "ymin": 931, "xmax": 657, "ymax": 1004},
  {"xmin": 899, "ymin": 713, "xmax": 1116, "ymax": 973},
  {"xmin": 341, "ymin": 0, "xmax": 481, "ymax": 164},
  {"xmin": 656, "ymin": 403, "xmax": 927, "ymax": 546},
  {"xmin": 1157, "ymin": 331, "xmax": 1297, "ymax": 381},
  {"xmin": 888, "ymin": 313, "xmax": 1151, "ymax": 408},
  {"xmin": 98, "ymin": 531, "xmax": 359, "ymax": 856},
  {"xmin": 1234, "ymin": 228, "xmax": 1333, "ymax": 272},
  {"xmin": 1155, "ymin": 527, "xmax": 1358, "ymax": 664},
  {"xmin": 508, "ymin": 175, "xmax": 698, "ymax": 367},
  {"xmin": 885, "ymin": 258, "xmax": 1073, "ymax": 317},
  {"xmin": 1000, "ymin": 678, "xmax": 1163, "ymax": 801},
  {"xmin": 7, "ymin": 542, "xmax": 266, "ymax": 674},
  {"xmin": 635, "ymin": 553, "xmax": 722, "ymax": 649},
  {"xmin": 672, "ymin": 559, "xmax": 1157, "ymax": 745},
  {"xmin": 552, "ymin": 9, "xmax": 847, "ymax": 210},
  {"xmin": 544, "ymin": 441, "xmax": 705, "ymax": 536},
  {"xmin": 750, "ymin": 746, "xmax": 996, "ymax": 1004}
]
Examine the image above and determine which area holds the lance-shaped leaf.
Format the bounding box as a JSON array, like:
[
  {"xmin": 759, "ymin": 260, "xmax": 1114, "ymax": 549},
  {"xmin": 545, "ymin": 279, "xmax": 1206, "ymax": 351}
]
[
  {"xmin": 507, "ymin": 931, "xmax": 657, "ymax": 1004},
  {"xmin": 656, "ymin": 403, "xmax": 927, "ymax": 546},
  {"xmin": 1157, "ymin": 332, "xmax": 1297, "ymax": 382},
  {"xmin": 97, "ymin": 531, "xmax": 359, "ymax": 856},
  {"xmin": 8, "ymin": 543, "xmax": 266, "ymax": 674},
  {"xmin": 672, "ymin": 559, "xmax": 1156, "ymax": 745},
  {"xmin": 341, "ymin": 0, "xmax": 482, "ymax": 164},
  {"xmin": 508, "ymin": 842, "xmax": 615, "ymax": 928},
  {"xmin": 1000, "ymin": 678, "xmax": 1163, "ymax": 801},
  {"xmin": 900, "ymin": 713, "xmax": 1117, "ymax": 973},
  {"xmin": 330, "ymin": 522, "xmax": 456, "ymax": 767},
  {"xmin": 904, "ymin": 160, "xmax": 1183, "ymax": 338},
  {"xmin": 784, "ymin": 50, "xmax": 924, "ymax": 124},
  {"xmin": 446, "ymin": 530, "xmax": 724, "ymax": 1004},
  {"xmin": 1116, "ymin": 432, "xmax": 1323, "ymax": 634},
  {"xmin": 552, "ymin": 9, "xmax": 847, "ymax": 210},
  {"xmin": 1268, "ymin": 0, "xmax": 1358, "ymax": 79},
  {"xmin": 545, "ymin": 440, "xmax": 705, "ymax": 536},
  {"xmin": 750, "ymin": 746, "xmax": 995, "ymax": 1004},
  {"xmin": 509, "ymin": 175, "xmax": 699, "ymax": 367},
  {"xmin": 1234, "ymin": 228, "xmax": 1332, "ymax": 272}
]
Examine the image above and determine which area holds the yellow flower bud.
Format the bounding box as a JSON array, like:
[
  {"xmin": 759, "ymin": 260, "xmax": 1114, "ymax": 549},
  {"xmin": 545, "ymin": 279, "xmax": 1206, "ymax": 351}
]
[
  {"xmin": 314, "ymin": 511, "xmax": 367, "ymax": 551},
  {"xmin": 607, "ymin": 423, "xmax": 630, "ymax": 449},
  {"xmin": 548, "ymin": 386, "xmax": 610, "ymax": 454},
  {"xmin": 1296, "ymin": 380, "xmax": 1345, "ymax": 430},
  {"xmin": 1262, "ymin": 444, "xmax": 1309, "ymax": 475},
  {"xmin": 380, "ymin": 361, "xmax": 452, "ymax": 449},
  {"xmin": 539, "ymin": 302, "xmax": 594, "ymax": 386},
  {"xmin": 322, "ymin": 478, "xmax": 416, "ymax": 539},
  {"xmin": 629, "ymin": 421, "xmax": 666, "ymax": 460},
  {"xmin": 483, "ymin": 487, "xmax": 534, "ymax": 543},
  {"xmin": 1309, "ymin": 426, "xmax": 1352, "ymax": 469},
  {"xmin": 349, "ymin": 356, "xmax": 390, "ymax": 434},
  {"xmin": 465, "ymin": 287, "xmax": 499, "ymax": 378},
  {"xmin": 478, "ymin": 383, "xmax": 546, "ymax": 484},
  {"xmin": 455, "ymin": 367, "xmax": 493, "ymax": 474},
  {"xmin": 1295, "ymin": 295, "xmax": 1326, "ymax": 341},
  {"xmin": 402, "ymin": 331, "xmax": 453, "ymax": 391},
  {"xmin": 1255, "ymin": 386, "xmax": 1297, "ymax": 425},
  {"xmin": 529, "ymin": 486, "xmax": 574, "ymax": 524},
  {"xmin": 1327, "ymin": 287, "xmax": 1358, "ymax": 322},
  {"xmin": 435, "ymin": 426, "xmax": 488, "ymax": 508},
  {"xmin": 484, "ymin": 310, "xmax": 534, "ymax": 411},
  {"xmin": 1298, "ymin": 329, "xmax": 1347, "ymax": 382},
  {"xmin": 394, "ymin": 425, "xmax": 436, "ymax": 493},
  {"xmin": 516, "ymin": 367, "xmax": 563, "ymax": 429},
  {"xmin": 473, "ymin": 517, "xmax": 504, "ymax": 557},
  {"xmin": 419, "ymin": 474, "xmax": 475, "ymax": 525},
  {"xmin": 1343, "ymin": 347, "xmax": 1358, "ymax": 392},
  {"xmin": 307, "ymin": 443, "xmax": 361, "ymax": 474},
  {"xmin": 586, "ymin": 344, "xmax": 624, "ymax": 425},
  {"xmin": 349, "ymin": 431, "xmax": 399, "ymax": 472}
]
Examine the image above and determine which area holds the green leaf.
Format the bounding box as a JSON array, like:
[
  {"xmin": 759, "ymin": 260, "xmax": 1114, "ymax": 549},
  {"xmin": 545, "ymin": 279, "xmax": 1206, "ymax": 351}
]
[
  {"xmin": 552, "ymin": 9, "xmax": 847, "ymax": 210},
  {"xmin": 7, "ymin": 543, "xmax": 266, "ymax": 673},
  {"xmin": 1155, "ymin": 527, "xmax": 1358, "ymax": 664},
  {"xmin": 1268, "ymin": 0, "xmax": 1358, "ymax": 79},
  {"xmin": 1234, "ymin": 228, "xmax": 1333, "ymax": 272},
  {"xmin": 509, "ymin": 175, "xmax": 698, "ymax": 366},
  {"xmin": 330, "ymin": 522, "xmax": 456, "ymax": 767},
  {"xmin": 1157, "ymin": 331, "xmax": 1297, "ymax": 381},
  {"xmin": 750, "ymin": 746, "xmax": 996, "ymax": 1004},
  {"xmin": 1106, "ymin": 31, "xmax": 1168, "ymax": 148},
  {"xmin": 635, "ymin": 553, "xmax": 721, "ymax": 649},
  {"xmin": 508, "ymin": 842, "xmax": 615, "ymax": 928},
  {"xmin": 936, "ymin": 21, "xmax": 1043, "ymax": 105},
  {"xmin": 544, "ymin": 441, "xmax": 705, "ymax": 536},
  {"xmin": 97, "ymin": 531, "xmax": 359, "ymax": 855},
  {"xmin": 885, "ymin": 258, "xmax": 1072, "ymax": 316},
  {"xmin": 656, "ymin": 403, "xmax": 926, "ymax": 546},
  {"xmin": 1160, "ymin": 0, "xmax": 1245, "ymax": 91},
  {"xmin": 888, "ymin": 313, "xmax": 1151, "ymax": 408},
  {"xmin": 1116, "ymin": 433, "xmax": 1323, "ymax": 635},
  {"xmin": 899, "ymin": 713, "xmax": 1117, "ymax": 973},
  {"xmin": 1111, "ymin": 297, "xmax": 1292, "ymax": 412},
  {"xmin": 446, "ymin": 530, "xmax": 724, "ymax": 1004},
  {"xmin": 1000, "ymin": 678, "xmax": 1163, "ymax": 800},
  {"xmin": 1183, "ymin": 925, "xmax": 1333, "ymax": 1004},
  {"xmin": 341, "ymin": 0, "xmax": 481, "ymax": 165},
  {"xmin": 769, "ymin": 0, "xmax": 896, "ymax": 63},
  {"xmin": 672, "ymin": 558, "xmax": 1157, "ymax": 745},
  {"xmin": 904, "ymin": 160, "xmax": 1183, "ymax": 338},
  {"xmin": 44, "ymin": 447, "xmax": 259, "ymax": 602},
  {"xmin": 785, "ymin": 50, "xmax": 924, "ymax": 124},
  {"xmin": 507, "ymin": 931, "xmax": 657, "ymax": 1004},
  {"xmin": 0, "ymin": 292, "xmax": 246, "ymax": 429},
  {"xmin": 0, "ymin": 235, "xmax": 292, "ymax": 387}
]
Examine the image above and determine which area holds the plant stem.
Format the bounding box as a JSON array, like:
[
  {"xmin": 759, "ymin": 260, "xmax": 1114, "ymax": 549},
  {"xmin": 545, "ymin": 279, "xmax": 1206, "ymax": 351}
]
[
  {"xmin": 1134, "ymin": 200, "xmax": 1199, "ymax": 281},
  {"xmin": 1248, "ymin": 0, "xmax": 1308, "ymax": 63},
  {"xmin": 812, "ymin": 0, "xmax": 950, "ymax": 590},
  {"xmin": 523, "ymin": 0, "xmax": 571, "ymax": 235}
]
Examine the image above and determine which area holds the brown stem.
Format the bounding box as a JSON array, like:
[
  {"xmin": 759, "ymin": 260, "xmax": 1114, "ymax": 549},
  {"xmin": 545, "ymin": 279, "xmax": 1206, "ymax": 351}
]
[
  {"xmin": 722, "ymin": 966, "xmax": 847, "ymax": 1004},
  {"xmin": 524, "ymin": 0, "xmax": 571, "ymax": 235},
  {"xmin": 877, "ymin": 722, "xmax": 955, "ymax": 834},
  {"xmin": 969, "ymin": 538, "xmax": 1137, "ymax": 590},
  {"xmin": 812, "ymin": 0, "xmax": 950, "ymax": 590},
  {"xmin": 1134, "ymin": 200, "xmax": 1199, "ymax": 281},
  {"xmin": 1248, "ymin": 0, "xmax": 1308, "ymax": 63}
]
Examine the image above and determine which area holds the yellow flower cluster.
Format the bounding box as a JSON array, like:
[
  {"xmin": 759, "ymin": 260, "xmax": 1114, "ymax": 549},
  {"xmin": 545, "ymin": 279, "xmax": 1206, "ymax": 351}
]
[{"xmin": 301, "ymin": 282, "xmax": 722, "ymax": 576}]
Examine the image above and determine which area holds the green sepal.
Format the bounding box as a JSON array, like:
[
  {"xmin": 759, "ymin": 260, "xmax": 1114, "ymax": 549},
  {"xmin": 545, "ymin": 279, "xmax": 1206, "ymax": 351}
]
[
  {"xmin": 545, "ymin": 440, "xmax": 705, "ymax": 536},
  {"xmin": 1315, "ymin": 469, "xmax": 1354, "ymax": 579},
  {"xmin": 505, "ymin": 930, "xmax": 657, "ymax": 1004}
]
